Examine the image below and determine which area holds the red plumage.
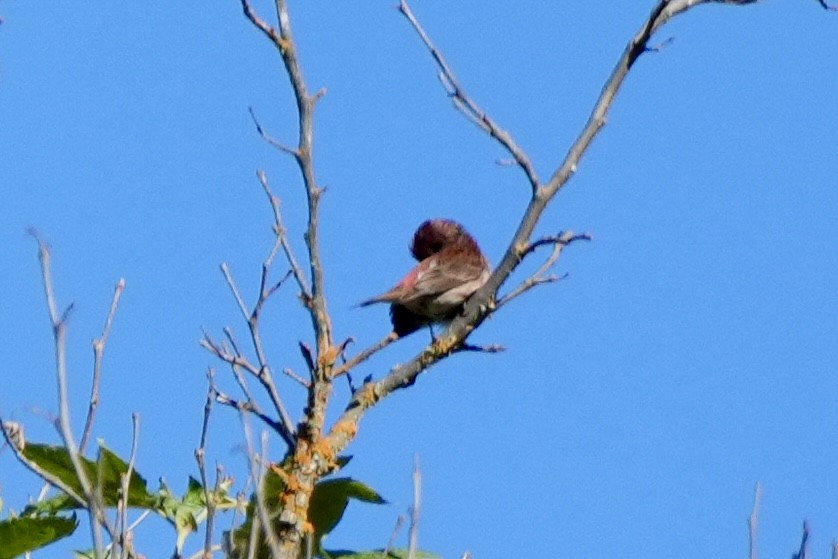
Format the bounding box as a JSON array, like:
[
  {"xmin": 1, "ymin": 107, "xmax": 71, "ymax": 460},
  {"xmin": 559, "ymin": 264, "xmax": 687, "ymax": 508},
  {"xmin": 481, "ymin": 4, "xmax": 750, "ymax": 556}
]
[{"xmin": 360, "ymin": 219, "xmax": 490, "ymax": 336}]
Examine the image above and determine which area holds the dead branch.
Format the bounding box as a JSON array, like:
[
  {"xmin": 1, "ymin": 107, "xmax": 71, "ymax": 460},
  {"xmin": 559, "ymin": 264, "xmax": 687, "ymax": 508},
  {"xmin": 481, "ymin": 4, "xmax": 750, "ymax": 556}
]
[
  {"xmin": 331, "ymin": 333, "xmax": 398, "ymax": 379},
  {"xmin": 256, "ymin": 170, "xmax": 311, "ymax": 301},
  {"xmin": 196, "ymin": 370, "xmax": 216, "ymax": 559},
  {"xmin": 323, "ymin": 0, "xmax": 785, "ymax": 458},
  {"xmin": 81, "ymin": 278, "xmax": 126, "ymax": 454},
  {"xmin": 497, "ymin": 231, "xmax": 592, "ymax": 309},
  {"xmin": 397, "ymin": 0, "xmax": 541, "ymax": 192},
  {"xmin": 29, "ymin": 230, "xmax": 109, "ymax": 559},
  {"xmin": 793, "ymin": 521, "xmax": 810, "ymax": 559},
  {"xmin": 748, "ymin": 482, "xmax": 762, "ymax": 559}
]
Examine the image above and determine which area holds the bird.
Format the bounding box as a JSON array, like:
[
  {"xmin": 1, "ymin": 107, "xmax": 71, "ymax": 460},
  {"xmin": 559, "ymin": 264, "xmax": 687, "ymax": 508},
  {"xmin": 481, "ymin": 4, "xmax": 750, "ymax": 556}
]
[{"xmin": 359, "ymin": 219, "xmax": 491, "ymax": 337}]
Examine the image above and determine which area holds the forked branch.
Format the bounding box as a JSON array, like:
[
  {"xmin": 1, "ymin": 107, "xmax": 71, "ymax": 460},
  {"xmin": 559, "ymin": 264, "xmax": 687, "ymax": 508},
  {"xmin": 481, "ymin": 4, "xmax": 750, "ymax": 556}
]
[{"xmin": 324, "ymin": 0, "xmax": 787, "ymax": 455}]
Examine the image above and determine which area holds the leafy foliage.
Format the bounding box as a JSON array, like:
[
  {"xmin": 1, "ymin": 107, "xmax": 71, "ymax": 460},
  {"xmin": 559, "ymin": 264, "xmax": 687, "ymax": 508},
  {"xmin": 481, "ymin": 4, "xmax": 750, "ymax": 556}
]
[
  {"xmin": 0, "ymin": 515, "xmax": 77, "ymax": 559},
  {"xmin": 19, "ymin": 443, "xmax": 156, "ymax": 514}
]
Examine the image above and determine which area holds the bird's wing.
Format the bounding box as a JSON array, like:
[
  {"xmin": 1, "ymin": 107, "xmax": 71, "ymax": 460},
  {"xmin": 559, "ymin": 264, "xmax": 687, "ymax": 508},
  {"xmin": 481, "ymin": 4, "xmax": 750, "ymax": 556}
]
[{"xmin": 399, "ymin": 251, "xmax": 488, "ymax": 304}]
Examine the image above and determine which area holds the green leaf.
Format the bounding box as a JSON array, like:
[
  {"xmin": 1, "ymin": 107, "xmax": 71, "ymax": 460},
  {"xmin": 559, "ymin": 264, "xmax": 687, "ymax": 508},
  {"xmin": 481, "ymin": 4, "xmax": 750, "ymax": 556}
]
[
  {"xmin": 0, "ymin": 515, "xmax": 77, "ymax": 559},
  {"xmin": 324, "ymin": 549, "xmax": 441, "ymax": 559},
  {"xmin": 19, "ymin": 443, "xmax": 156, "ymax": 514},
  {"xmin": 309, "ymin": 477, "xmax": 386, "ymax": 550},
  {"xmin": 156, "ymin": 476, "xmax": 240, "ymax": 555}
]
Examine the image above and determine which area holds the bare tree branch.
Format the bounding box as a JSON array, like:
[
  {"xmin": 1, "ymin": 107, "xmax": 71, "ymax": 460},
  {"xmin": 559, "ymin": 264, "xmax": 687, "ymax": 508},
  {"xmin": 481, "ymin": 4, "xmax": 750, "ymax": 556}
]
[
  {"xmin": 81, "ymin": 278, "xmax": 126, "ymax": 454},
  {"xmin": 28, "ymin": 230, "xmax": 108, "ymax": 559},
  {"xmin": 792, "ymin": 521, "xmax": 810, "ymax": 559},
  {"xmin": 398, "ymin": 0, "xmax": 541, "ymax": 192},
  {"xmin": 407, "ymin": 454, "xmax": 422, "ymax": 559},
  {"xmin": 249, "ymin": 106, "xmax": 298, "ymax": 156},
  {"xmin": 497, "ymin": 231, "xmax": 592, "ymax": 309},
  {"xmin": 748, "ymin": 482, "xmax": 762, "ymax": 559},
  {"xmin": 256, "ymin": 170, "xmax": 311, "ymax": 301},
  {"xmin": 283, "ymin": 367, "xmax": 310, "ymax": 388},
  {"xmin": 331, "ymin": 333, "xmax": 398, "ymax": 379},
  {"xmin": 214, "ymin": 385, "xmax": 286, "ymax": 437},
  {"xmin": 240, "ymin": 416, "xmax": 283, "ymax": 559},
  {"xmin": 243, "ymin": 0, "xmax": 333, "ymax": 368},
  {"xmin": 117, "ymin": 413, "xmax": 140, "ymax": 559},
  {"xmin": 196, "ymin": 370, "xmax": 216, "ymax": 559},
  {"xmin": 211, "ymin": 259, "xmax": 297, "ymax": 446},
  {"xmin": 323, "ymin": 0, "xmax": 783, "ymax": 458},
  {"xmin": 384, "ymin": 514, "xmax": 406, "ymax": 556}
]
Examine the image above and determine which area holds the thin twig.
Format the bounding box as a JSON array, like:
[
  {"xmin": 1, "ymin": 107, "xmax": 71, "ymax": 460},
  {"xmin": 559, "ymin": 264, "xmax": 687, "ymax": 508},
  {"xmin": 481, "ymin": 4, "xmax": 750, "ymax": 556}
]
[
  {"xmin": 814, "ymin": 0, "xmax": 838, "ymax": 10},
  {"xmin": 202, "ymin": 330, "xmax": 296, "ymax": 446},
  {"xmin": 201, "ymin": 334, "xmax": 260, "ymax": 376},
  {"xmin": 497, "ymin": 231, "xmax": 592, "ymax": 309},
  {"xmin": 118, "ymin": 413, "xmax": 140, "ymax": 559},
  {"xmin": 384, "ymin": 514, "xmax": 406, "ymax": 556},
  {"xmin": 220, "ymin": 263, "xmax": 252, "ymax": 323},
  {"xmin": 256, "ymin": 170, "xmax": 311, "ymax": 301},
  {"xmin": 239, "ymin": 0, "xmax": 282, "ymax": 44},
  {"xmin": 455, "ymin": 342, "xmax": 506, "ymax": 354},
  {"xmin": 398, "ymin": 0, "xmax": 541, "ymax": 192},
  {"xmin": 241, "ymin": 415, "xmax": 283, "ymax": 559},
  {"xmin": 407, "ymin": 454, "xmax": 421, "ymax": 559},
  {"xmin": 185, "ymin": 546, "xmax": 223, "ymax": 559},
  {"xmin": 29, "ymin": 230, "xmax": 107, "ymax": 559},
  {"xmin": 81, "ymin": 278, "xmax": 126, "ymax": 454},
  {"xmin": 748, "ymin": 482, "xmax": 762, "ymax": 559},
  {"xmin": 248, "ymin": 106, "xmax": 298, "ymax": 156},
  {"xmin": 196, "ymin": 370, "xmax": 216, "ymax": 559},
  {"xmin": 332, "ymin": 333, "xmax": 398, "ymax": 379},
  {"xmin": 223, "ymin": 330, "xmax": 262, "ymax": 402},
  {"xmin": 215, "ymin": 388, "xmax": 285, "ymax": 435},
  {"xmin": 272, "ymin": 0, "xmax": 334, "ymax": 371},
  {"xmin": 213, "ymin": 193, "xmax": 298, "ymax": 445},
  {"xmin": 792, "ymin": 521, "xmax": 810, "ymax": 559}
]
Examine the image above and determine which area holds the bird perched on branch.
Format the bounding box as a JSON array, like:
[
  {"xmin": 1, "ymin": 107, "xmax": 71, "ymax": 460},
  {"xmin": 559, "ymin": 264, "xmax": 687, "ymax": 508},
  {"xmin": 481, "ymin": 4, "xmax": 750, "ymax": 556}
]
[{"xmin": 359, "ymin": 219, "xmax": 491, "ymax": 337}]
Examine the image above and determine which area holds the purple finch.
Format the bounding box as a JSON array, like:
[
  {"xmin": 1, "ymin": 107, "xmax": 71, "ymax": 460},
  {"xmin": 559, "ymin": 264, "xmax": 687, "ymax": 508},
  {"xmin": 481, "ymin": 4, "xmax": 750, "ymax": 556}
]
[{"xmin": 360, "ymin": 219, "xmax": 491, "ymax": 336}]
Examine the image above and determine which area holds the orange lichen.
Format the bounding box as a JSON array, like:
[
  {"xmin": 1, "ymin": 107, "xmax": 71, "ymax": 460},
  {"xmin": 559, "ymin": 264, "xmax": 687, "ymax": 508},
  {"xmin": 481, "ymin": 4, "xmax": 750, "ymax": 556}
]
[
  {"xmin": 318, "ymin": 345, "xmax": 341, "ymax": 369},
  {"xmin": 331, "ymin": 418, "xmax": 358, "ymax": 440},
  {"xmin": 312, "ymin": 436, "xmax": 337, "ymax": 468},
  {"xmin": 354, "ymin": 383, "xmax": 379, "ymax": 408}
]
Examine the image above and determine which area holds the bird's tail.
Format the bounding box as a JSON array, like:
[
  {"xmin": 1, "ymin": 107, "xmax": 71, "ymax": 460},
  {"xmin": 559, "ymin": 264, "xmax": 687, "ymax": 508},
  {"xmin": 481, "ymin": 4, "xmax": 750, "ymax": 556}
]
[{"xmin": 355, "ymin": 296, "xmax": 385, "ymax": 308}]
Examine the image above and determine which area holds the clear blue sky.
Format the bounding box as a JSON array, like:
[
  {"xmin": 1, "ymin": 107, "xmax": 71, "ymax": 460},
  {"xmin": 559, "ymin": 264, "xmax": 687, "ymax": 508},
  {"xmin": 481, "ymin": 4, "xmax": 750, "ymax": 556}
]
[{"xmin": 1, "ymin": 1, "xmax": 836, "ymax": 558}]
